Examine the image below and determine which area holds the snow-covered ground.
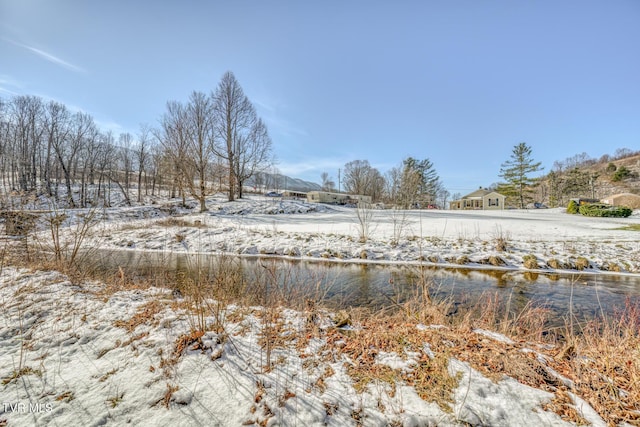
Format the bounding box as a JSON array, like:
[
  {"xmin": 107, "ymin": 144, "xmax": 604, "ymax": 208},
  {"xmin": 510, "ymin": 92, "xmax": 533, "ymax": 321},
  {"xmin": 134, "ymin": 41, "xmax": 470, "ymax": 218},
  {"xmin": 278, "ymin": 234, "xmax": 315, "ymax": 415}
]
[
  {"xmin": 2, "ymin": 195, "xmax": 639, "ymax": 425},
  {"xmin": 83, "ymin": 196, "xmax": 640, "ymax": 275},
  {"xmin": 0, "ymin": 267, "xmax": 607, "ymax": 426}
]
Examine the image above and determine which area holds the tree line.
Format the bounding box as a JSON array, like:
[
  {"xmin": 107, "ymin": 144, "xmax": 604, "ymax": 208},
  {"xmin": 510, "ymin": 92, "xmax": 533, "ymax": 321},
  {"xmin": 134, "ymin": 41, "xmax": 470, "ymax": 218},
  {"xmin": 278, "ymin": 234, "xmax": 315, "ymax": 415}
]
[
  {"xmin": 0, "ymin": 71, "xmax": 272, "ymax": 212},
  {"xmin": 320, "ymin": 157, "xmax": 449, "ymax": 208}
]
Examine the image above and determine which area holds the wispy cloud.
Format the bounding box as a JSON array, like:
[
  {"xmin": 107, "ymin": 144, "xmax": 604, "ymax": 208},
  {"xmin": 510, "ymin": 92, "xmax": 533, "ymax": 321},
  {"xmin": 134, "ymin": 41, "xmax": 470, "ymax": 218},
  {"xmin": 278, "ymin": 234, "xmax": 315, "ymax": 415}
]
[
  {"xmin": 4, "ymin": 38, "xmax": 85, "ymax": 73},
  {"xmin": 277, "ymin": 157, "xmax": 348, "ymax": 178},
  {"xmin": 253, "ymin": 97, "xmax": 307, "ymax": 138},
  {"xmin": 0, "ymin": 86, "xmax": 19, "ymax": 96},
  {"xmin": 0, "ymin": 75, "xmax": 23, "ymax": 96}
]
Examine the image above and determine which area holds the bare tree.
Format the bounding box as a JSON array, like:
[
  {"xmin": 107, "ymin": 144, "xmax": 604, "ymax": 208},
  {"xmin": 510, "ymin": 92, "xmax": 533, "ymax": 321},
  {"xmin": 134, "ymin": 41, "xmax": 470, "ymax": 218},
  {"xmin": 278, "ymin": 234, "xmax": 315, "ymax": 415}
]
[
  {"xmin": 43, "ymin": 101, "xmax": 71, "ymax": 199},
  {"xmin": 0, "ymin": 97, "xmax": 9, "ymax": 191},
  {"xmin": 78, "ymin": 124, "xmax": 100, "ymax": 207},
  {"xmin": 384, "ymin": 166, "xmax": 402, "ymax": 205},
  {"xmin": 435, "ymin": 181, "xmax": 450, "ymax": 209},
  {"xmin": 213, "ymin": 71, "xmax": 271, "ymax": 201},
  {"xmin": 354, "ymin": 201, "xmax": 375, "ymax": 243},
  {"xmin": 184, "ymin": 91, "xmax": 216, "ymax": 211},
  {"xmin": 113, "ymin": 132, "xmax": 134, "ymax": 206},
  {"xmin": 233, "ymin": 117, "xmax": 272, "ymax": 199},
  {"xmin": 158, "ymin": 92, "xmax": 216, "ymax": 212},
  {"xmin": 343, "ymin": 160, "xmax": 384, "ymax": 201},
  {"xmin": 95, "ymin": 131, "xmax": 116, "ymax": 206},
  {"xmin": 158, "ymin": 100, "xmax": 189, "ymax": 206},
  {"xmin": 321, "ymin": 172, "xmax": 335, "ymax": 191},
  {"xmin": 135, "ymin": 124, "xmax": 152, "ymax": 202},
  {"xmin": 52, "ymin": 112, "xmax": 95, "ymax": 207},
  {"xmin": 10, "ymin": 96, "xmax": 44, "ymax": 192}
]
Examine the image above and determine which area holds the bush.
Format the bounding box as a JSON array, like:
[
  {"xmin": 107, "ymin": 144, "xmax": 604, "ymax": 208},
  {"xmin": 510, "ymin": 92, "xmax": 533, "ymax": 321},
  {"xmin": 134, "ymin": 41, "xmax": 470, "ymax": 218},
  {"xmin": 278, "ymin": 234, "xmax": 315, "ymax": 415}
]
[
  {"xmin": 578, "ymin": 203, "xmax": 633, "ymax": 218},
  {"xmin": 606, "ymin": 162, "xmax": 617, "ymax": 173},
  {"xmin": 566, "ymin": 200, "xmax": 579, "ymax": 214},
  {"xmin": 612, "ymin": 166, "xmax": 636, "ymax": 182}
]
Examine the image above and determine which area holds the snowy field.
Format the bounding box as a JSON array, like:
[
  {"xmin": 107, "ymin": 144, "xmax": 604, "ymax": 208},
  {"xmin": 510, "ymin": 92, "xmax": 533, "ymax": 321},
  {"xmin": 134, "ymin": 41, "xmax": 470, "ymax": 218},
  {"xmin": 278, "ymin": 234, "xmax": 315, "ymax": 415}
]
[{"xmin": 84, "ymin": 196, "xmax": 640, "ymax": 275}]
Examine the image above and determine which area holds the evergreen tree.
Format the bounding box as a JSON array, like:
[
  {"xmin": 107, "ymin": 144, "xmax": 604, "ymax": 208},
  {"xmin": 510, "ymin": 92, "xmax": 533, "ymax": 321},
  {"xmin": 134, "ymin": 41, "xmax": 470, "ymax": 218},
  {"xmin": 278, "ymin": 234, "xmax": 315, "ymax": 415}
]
[
  {"xmin": 499, "ymin": 142, "xmax": 543, "ymax": 209},
  {"xmin": 398, "ymin": 157, "xmax": 439, "ymax": 209}
]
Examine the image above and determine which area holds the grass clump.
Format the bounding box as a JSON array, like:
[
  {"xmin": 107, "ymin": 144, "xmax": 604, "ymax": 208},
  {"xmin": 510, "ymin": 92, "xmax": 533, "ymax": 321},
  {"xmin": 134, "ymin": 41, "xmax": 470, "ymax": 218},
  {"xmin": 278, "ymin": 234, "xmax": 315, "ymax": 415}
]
[
  {"xmin": 574, "ymin": 257, "xmax": 590, "ymax": 270},
  {"xmin": 113, "ymin": 300, "xmax": 164, "ymax": 333},
  {"xmin": 491, "ymin": 225, "xmax": 511, "ymax": 252},
  {"xmin": 2, "ymin": 366, "xmax": 42, "ymax": 385},
  {"xmin": 616, "ymin": 224, "xmax": 640, "ymax": 231},
  {"xmin": 522, "ymin": 254, "xmax": 539, "ymax": 269},
  {"xmin": 546, "ymin": 258, "xmax": 565, "ymax": 270}
]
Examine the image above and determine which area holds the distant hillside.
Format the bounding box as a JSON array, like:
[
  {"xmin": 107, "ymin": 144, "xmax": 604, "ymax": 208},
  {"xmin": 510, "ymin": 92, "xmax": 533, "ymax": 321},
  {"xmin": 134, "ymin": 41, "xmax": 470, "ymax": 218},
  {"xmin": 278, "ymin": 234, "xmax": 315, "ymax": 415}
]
[
  {"xmin": 247, "ymin": 172, "xmax": 322, "ymax": 193},
  {"xmin": 536, "ymin": 151, "xmax": 640, "ymax": 207},
  {"xmin": 592, "ymin": 154, "xmax": 640, "ymax": 196}
]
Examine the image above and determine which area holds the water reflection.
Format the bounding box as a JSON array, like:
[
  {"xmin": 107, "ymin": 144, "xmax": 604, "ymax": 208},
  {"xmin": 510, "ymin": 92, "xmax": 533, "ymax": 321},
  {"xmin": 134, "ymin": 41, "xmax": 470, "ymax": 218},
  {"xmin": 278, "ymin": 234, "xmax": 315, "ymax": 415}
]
[{"xmin": 87, "ymin": 250, "xmax": 640, "ymax": 324}]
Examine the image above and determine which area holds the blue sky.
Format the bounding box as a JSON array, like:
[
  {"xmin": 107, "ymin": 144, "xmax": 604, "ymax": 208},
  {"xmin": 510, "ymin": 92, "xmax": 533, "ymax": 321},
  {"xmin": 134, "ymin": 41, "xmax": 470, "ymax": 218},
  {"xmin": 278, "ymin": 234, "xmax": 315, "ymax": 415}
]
[{"xmin": 1, "ymin": 1, "xmax": 639, "ymax": 195}]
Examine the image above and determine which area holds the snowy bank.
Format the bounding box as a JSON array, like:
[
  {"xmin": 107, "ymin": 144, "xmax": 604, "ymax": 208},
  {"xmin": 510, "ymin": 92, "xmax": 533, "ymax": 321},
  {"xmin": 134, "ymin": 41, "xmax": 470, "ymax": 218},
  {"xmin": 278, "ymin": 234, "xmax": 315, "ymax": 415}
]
[{"xmin": 0, "ymin": 267, "xmax": 607, "ymax": 426}]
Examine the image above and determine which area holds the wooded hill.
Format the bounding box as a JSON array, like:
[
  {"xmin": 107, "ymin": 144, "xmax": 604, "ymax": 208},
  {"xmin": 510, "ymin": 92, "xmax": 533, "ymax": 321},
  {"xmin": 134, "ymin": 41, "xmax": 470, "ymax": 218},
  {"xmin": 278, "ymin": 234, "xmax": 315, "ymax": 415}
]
[{"xmin": 532, "ymin": 150, "xmax": 640, "ymax": 208}]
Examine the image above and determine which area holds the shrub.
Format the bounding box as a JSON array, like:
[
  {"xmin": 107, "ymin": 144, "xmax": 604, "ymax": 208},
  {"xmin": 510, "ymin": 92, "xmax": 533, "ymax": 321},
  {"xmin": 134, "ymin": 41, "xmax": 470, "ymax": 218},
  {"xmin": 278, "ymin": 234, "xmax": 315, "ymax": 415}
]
[
  {"xmin": 612, "ymin": 165, "xmax": 637, "ymax": 182},
  {"xmin": 606, "ymin": 162, "xmax": 617, "ymax": 173},
  {"xmin": 566, "ymin": 200, "xmax": 579, "ymax": 214},
  {"xmin": 578, "ymin": 203, "xmax": 632, "ymax": 218}
]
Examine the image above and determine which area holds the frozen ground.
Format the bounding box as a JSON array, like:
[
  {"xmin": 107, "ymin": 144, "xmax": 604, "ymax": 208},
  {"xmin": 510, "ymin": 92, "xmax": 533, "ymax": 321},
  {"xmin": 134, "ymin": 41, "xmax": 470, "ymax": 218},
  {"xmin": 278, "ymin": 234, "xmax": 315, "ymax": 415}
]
[{"xmin": 0, "ymin": 267, "xmax": 607, "ymax": 426}]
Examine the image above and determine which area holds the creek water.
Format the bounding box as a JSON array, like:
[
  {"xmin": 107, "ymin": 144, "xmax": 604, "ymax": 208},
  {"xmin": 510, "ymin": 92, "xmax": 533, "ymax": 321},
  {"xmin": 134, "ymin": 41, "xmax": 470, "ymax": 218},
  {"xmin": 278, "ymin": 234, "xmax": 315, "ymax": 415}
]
[{"xmin": 90, "ymin": 250, "xmax": 640, "ymax": 324}]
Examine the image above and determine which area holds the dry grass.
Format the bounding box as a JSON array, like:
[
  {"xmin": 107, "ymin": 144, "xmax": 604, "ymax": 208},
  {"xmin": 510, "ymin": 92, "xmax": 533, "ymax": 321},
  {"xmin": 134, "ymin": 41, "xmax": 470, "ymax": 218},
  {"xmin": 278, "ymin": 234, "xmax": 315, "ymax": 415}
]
[
  {"xmin": 574, "ymin": 257, "xmax": 590, "ymax": 270},
  {"xmin": 162, "ymin": 384, "xmax": 180, "ymax": 409},
  {"xmin": 155, "ymin": 218, "xmax": 207, "ymax": 228},
  {"xmin": 492, "ymin": 226, "xmax": 511, "ymax": 252},
  {"xmin": 523, "ymin": 254, "xmax": 539, "ymax": 269},
  {"xmin": 113, "ymin": 300, "xmax": 164, "ymax": 333},
  {"xmin": 1, "ymin": 366, "xmax": 41, "ymax": 385},
  {"xmin": 325, "ymin": 315, "xmax": 459, "ymax": 412},
  {"xmin": 173, "ymin": 330, "xmax": 205, "ymax": 358},
  {"xmin": 560, "ymin": 299, "xmax": 640, "ymax": 425}
]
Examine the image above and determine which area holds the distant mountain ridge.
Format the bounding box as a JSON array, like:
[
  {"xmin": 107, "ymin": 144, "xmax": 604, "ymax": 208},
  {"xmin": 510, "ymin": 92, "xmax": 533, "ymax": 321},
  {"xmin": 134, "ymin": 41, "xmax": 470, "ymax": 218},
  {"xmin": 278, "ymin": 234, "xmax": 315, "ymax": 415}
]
[{"xmin": 247, "ymin": 172, "xmax": 322, "ymax": 193}]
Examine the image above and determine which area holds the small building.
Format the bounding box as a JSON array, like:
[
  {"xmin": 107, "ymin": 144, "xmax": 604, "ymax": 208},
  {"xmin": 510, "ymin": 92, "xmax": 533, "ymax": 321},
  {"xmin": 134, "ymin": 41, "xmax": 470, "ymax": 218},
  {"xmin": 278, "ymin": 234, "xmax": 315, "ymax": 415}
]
[
  {"xmin": 601, "ymin": 193, "xmax": 640, "ymax": 209},
  {"xmin": 282, "ymin": 190, "xmax": 307, "ymax": 199},
  {"xmin": 307, "ymin": 191, "xmax": 372, "ymax": 205},
  {"xmin": 449, "ymin": 189, "xmax": 506, "ymax": 210}
]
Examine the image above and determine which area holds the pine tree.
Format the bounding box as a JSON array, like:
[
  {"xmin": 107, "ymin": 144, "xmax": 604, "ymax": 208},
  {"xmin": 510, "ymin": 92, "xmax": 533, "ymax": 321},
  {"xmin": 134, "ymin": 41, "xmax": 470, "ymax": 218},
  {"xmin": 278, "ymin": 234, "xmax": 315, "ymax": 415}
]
[{"xmin": 499, "ymin": 142, "xmax": 543, "ymax": 209}]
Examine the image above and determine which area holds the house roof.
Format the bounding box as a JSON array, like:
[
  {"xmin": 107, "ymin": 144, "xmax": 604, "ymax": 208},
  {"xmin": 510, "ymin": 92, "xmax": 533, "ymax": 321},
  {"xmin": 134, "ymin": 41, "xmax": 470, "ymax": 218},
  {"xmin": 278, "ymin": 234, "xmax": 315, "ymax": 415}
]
[{"xmin": 460, "ymin": 189, "xmax": 505, "ymax": 199}]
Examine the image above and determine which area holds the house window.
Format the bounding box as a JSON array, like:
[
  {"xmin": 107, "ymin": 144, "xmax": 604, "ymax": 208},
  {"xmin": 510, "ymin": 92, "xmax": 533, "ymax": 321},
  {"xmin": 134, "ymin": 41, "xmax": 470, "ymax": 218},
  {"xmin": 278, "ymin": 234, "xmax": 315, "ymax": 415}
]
[{"xmin": 488, "ymin": 198, "xmax": 498, "ymax": 206}]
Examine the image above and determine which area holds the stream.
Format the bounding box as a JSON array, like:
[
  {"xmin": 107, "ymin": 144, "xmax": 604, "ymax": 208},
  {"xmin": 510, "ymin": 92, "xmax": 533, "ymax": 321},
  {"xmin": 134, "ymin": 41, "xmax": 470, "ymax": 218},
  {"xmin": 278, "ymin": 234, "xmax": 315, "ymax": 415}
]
[{"xmin": 89, "ymin": 250, "xmax": 640, "ymax": 324}]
